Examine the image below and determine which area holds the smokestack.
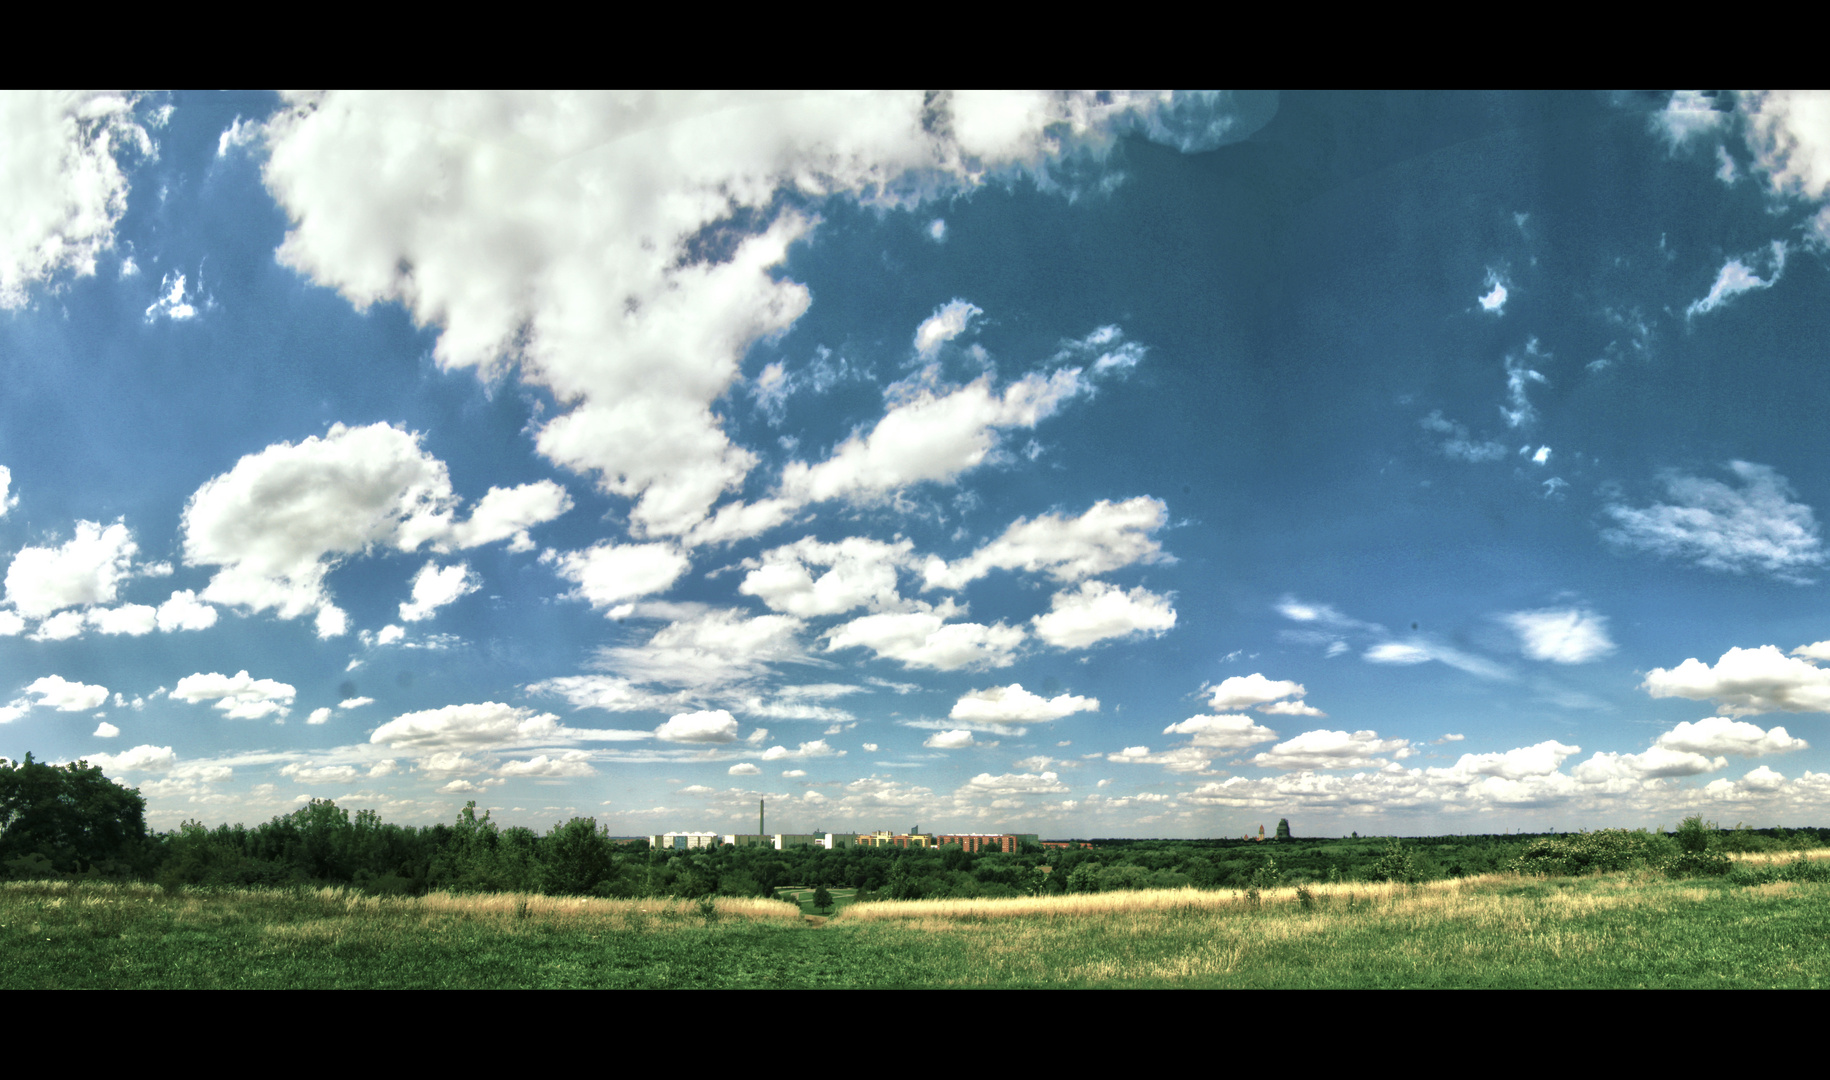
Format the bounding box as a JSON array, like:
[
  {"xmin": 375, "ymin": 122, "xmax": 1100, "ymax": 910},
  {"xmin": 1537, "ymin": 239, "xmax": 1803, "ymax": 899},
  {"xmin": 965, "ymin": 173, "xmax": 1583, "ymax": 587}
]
[{"xmin": 760, "ymin": 798, "xmax": 765, "ymax": 837}]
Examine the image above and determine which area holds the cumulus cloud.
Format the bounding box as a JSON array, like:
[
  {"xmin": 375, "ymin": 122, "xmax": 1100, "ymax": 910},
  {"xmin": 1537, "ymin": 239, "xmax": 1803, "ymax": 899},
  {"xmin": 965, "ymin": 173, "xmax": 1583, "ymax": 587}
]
[
  {"xmin": 728, "ymin": 763, "xmax": 761, "ymax": 776},
  {"xmin": 181, "ymin": 422, "xmax": 559, "ymax": 633},
  {"xmin": 498, "ymin": 751, "xmax": 596, "ymax": 778},
  {"xmin": 1206, "ymin": 673, "xmax": 1315, "ymax": 714},
  {"xmin": 1030, "ymin": 580, "xmax": 1175, "ymax": 649},
  {"xmin": 260, "ymin": 92, "xmax": 1234, "ymax": 541},
  {"xmin": 759, "ymin": 739, "xmax": 839, "ymax": 760},
  {"xmin": 654, "ymin": 709, "xmax": 740, "ymax": 744},
  {"xmin": 1687, "ymin": 242, "xmax": 1787, "ymax": 318},
  {"xmin": 446, "ymin": 481, "xmax": 572, "ymax": 551},
  {"xmin": 371, "ymin": 702, "xmax": 570, "ymax": 750},
  {"xmin": 1655, "ymin": 716, "xmax": 1807, "ymax": 757},
  {"xmin": 595, "ymin": 607, "xmax": 809, "ymax": 687},
  {"xmin": 5, "ymin": 519, "xmax": 140, "ymax": 618},
  {"xmin": 0, "ymin": 92, "xmax": 151, "ymax": 309},
  {"xmin": 93, "ymin": 721, "xmax": 119, "ymax": 738},
  {"xmin": 307, "ymin": 708, "xmax": 332, "ymax": 725},
  {"xmin": 1162, "ymin": 714, "xmax": 1279, "ymax": 749},
  {"xmin": 548, "ymin": 542, "xmax": 690, "ymax": 615},
  {"xmin": 913, "ymin": 299, "xmax": 982, "ymax": 357},
  {"xmin": 923, "ymin": 496, "xmax": 1168, "ymax": 590},
  {"xmin": 1251, "ymin": 729, "xmax": 1411, "ymax": 771},
  {"xmin": 1478, "ymin": 273, "xmax": 1507, "ymax": 313},
  {"xmin": 1106, "ymin": 745, "xmax": 1214, "ymax": 774},
  {"xmin": 1502, "ymin": 607, "xmax": 1616, "ymax": 664},
  {"xmin": 949, "ymin": 683, "xmax": 1097, "ymax": 724},
  {"xmin": 1603, "ymin": 462, "xmax": 1824, "ymax": 582},
  {"xmin": 739, "ymin": 536, "xmax": 915, "ymax": 617},
  {"xmin": 398, "ymin": 561, "xmax": 480, "ymax": 622},
  {"xmin": 777, "ymin": 368, "xmax": 1088, "ymax": 511},
  {"xmin": 925, "ymin": 730, "xmax": 977, "ymax": 749},
  {"xmin": 1571, "ymin": 746, "xmax": 1725, "ymax": 782},
  {"xmin": 826, "ymin": 610, "xmax": 1023, "ymax": 671},
  {"xmin": 0, "ymin": 466, "xmax": 15, "ymax": 517},
  {"xmin": 155, "ymin": 589, "xmax": 217, "ymax": 632},
  {"xmin": 1444, "ymin": 741, "xmax": 1581, "ymax": 780},
  {"xmin": 1643, "ymin": 646, "xmax": 1830, "ymax": 716},
  {"xmin": 82, "ymin": 743, "xmax": 176, "ymax": 774},
  {"xmin": 172, "ymin": 670, "xmax": 296, "ymax": 721},
  {"xmin": 960, "ymin": 771, "xmax": 1069, "ymax": 795},
  {"xmin": 87, "ymin": 604, "xmax": 156, "ymax": 636},
  {"xmin": 25, "ymin": 675, "xmax": 109, "ymax": 712}
]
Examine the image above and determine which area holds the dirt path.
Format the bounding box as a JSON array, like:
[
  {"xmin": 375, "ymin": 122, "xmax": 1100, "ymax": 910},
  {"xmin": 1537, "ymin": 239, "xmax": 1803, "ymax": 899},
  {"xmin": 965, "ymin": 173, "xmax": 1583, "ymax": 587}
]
[{"xmin": 802, "ymin": 915, "xmax": 827, "ymax": 927}]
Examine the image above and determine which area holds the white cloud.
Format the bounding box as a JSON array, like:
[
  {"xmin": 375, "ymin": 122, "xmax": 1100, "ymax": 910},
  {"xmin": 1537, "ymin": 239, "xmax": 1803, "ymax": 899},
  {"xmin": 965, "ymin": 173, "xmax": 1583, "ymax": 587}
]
[
  {"xmin": 777, "ymin": 368, "xmax": 1088, "ymax": 511},
  {"xmin": 548, "ymin": 542, "xmax": 689, "ymax": 613},
  {"xmin": 960, "ymin": 771, "xmax": 1069, "ymax": 795},
  {"xmin": 927, "ymin": 219, "xmax": 946, "ymax": 242},
  {"xmin": 949, "ymin": 683, "xmax": 1097, "ymax": 724},
  {"xmin": 924, "ymin": 496, "xmax": 1168, "ymax": 590},
  {"xmin": 759, "ymin": 739, "xmax": 839, "ymax": 760},
  {"xmin": 1030, "ymin": 580, "xmax": 1175, "ymax": 649},
  {"xmin": 0, "ymin": 92, "xmax": 150, "ymax": 309},
  {"xmin": 654, "ymin": 709, "xmax": 739, "ymax": 744},
  {"xmin": 1736, "ymin": 91, "xmax": 1830, "ymax": 245},
  {"xmin": 1362, "ymin": 639, "xmax": 1510, "ymax": 680},
  {"xmin": 1206, "ymin": 673, "xmax": 1310, "ymax": 713},
  {"xmin": 85, "ymin": 603, "xmax": 156, "ymax": 636},
  {"xmin": 339, "ymin": 697, "xmax": 374, "ymax": 709},
  {"xmin": 144, "ymin": 270, "xmax": 199, "ymax": 322},
  {"xmin": 782, "ymin": 769, "xmax": 806, "ymax": 777},
  {"xmin": 1687, "ymin": 242, "xmax": 1787, "ymax": 318},
  {"xmin": 739, "ymin": 536, "xmax": 914, "ymax": 617},
  {"xmin": 399, "ymin": 561, "xmax": 480, "ymax": 622},
  {"xmin": 82, "ymin": 743, "xmax": 175, "ymax": 774},
  {"xmin": 445, "ymin": 480, "xmax": 571, "ymax": 551},
  {"xmin": 217, "ymin": 115, "xmax": 261, "ymax": 157},
  {"xmin": 827, "ymin": 610, "xmax": 1023, "ymax": 671},
  {"xmin": 1501, "ymin": 341, "xmax": 1547, "ymax": 429},
  {"xmin": 1643, "ymin": 646, "xmax": 1830, "ymax": 716},
  {"xmin": 371, "ymin": 702, "xmax": 568, "ymax": 750},
  {"xmin": 913, "ymin": 299, "xmax": 982, "ymax": 357},
  {"xmin": 93, "ymin": 721, "xmax": 119, "ymax": 738},
  {"xmin": 172, "ymin": 670, "xmax": 296, "ymax": 721},
  {"xmin": 1501, "ymin": 607, "xmax": 1616, "ymax": 664},
  {"xmin": 1420, "ymin": 411, "xmax": 1508, "ymax": 464},
  {"xmin": 307, "ymin": 708, "xmax": 332, "ymax": 725},
  {"xmin": 1446, "ymin": 741, "xmax": 1581, "ymax": 780},
  {"xmin": 155, "ymin": 589, "xmax": 217, "ymax": 632},
  {"xmin": 260, "ymin": 92, "xmax": 1226, "ymax": 540},
  {"xmin": 1478, "ymin": 274, "xmax": 1507, "ymax": 313},
  {"xmin": 728, "ymin": 763, "xmax": 760, "ymax": 776},
  {"xmin": 595, "ymin": 607, "xmax": 808, "ymax": 687},
  {"xmin": 1162, "ymin": 714, "xmax": 1279, "ymax": 749},
  {"xmin": 1654, "ymin": 716, "xmax": 1808, "ymax": 757},
  {"xmin": 1251, "ymin": 729, "xmax": 1411, "ymax": 771},
  {"xmin": 1106, "ymin": 746, "xmax": 1214, "ymax": 774},
  {"xmin": 1571, "ymin": 747, "xmax": 1725, "ymax": 782},
  {"xmin": 4, "ymin": 519, "xmax": 140, "ymax": 618},
  {"xmin": 1603, "ymin": 462, "xmax": 1824, "ymax": 582},
  {"xmin": 1652, "ymin": 90, "xmax": 1733, "ymax": 147},
  {"xmin": 26, "ymin": 611, "xmax": 84, "ymax": 642},
  {"xmin": 498, "ymin": 751, "xmax": 596, "ymax": 778},
  {"xmin": 25, "ymin": 675, "xmax": 109, "ymax": 712},
  {"xmin": 0, "ymin": 465, "xmax": 16, "ymax": 516},
  {"xmin": 526, "ymin": 674, "xmax": 694, "ymax": 715}
]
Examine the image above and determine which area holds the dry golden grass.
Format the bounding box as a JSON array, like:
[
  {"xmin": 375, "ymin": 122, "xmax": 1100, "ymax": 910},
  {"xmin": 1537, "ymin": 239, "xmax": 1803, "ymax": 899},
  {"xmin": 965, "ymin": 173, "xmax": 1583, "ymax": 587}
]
[
  {"xmin": 1729, "ymin": 846, "xmax": 1830, "ymax": 865},
  {"xmin": 842, "ymin": 877, "xmax": 1475, "ymax": 923}
]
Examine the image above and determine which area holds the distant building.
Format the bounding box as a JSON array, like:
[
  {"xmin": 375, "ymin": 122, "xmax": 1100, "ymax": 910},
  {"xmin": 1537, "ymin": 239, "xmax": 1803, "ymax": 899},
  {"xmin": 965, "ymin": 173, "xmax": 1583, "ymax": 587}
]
[
  {"xmin": 1041, "ymin": 840, "xmax": 1095, "ymax": 850},
  {"xmin": 934, "ymin": 833, "xmax": 1039, "ymax": 853},
  {"xmin": 650, "ymin": 831, "xmax": 720, "ymax": 850}
]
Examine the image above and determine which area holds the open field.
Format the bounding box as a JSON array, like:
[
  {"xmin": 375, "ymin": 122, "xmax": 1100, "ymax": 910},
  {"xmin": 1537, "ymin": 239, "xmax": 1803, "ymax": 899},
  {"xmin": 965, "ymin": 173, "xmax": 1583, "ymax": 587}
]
[{"xmin": 8, "ymin": 855, "xmax": 1830, "ymax": 987}]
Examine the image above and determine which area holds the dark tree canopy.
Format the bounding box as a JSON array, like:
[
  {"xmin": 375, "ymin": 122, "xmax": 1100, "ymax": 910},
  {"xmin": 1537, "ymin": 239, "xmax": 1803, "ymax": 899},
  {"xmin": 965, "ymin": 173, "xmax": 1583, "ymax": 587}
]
[{"xmin": 0, "ymin": 754, "xmax": 148, "ymax": 875}]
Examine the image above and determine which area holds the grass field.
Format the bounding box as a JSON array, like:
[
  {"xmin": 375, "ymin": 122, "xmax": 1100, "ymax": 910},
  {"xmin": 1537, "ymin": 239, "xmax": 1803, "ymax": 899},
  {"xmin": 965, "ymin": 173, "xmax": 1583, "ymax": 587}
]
[{"xmin": 8, "ymin": 853, "xmax": 1830, "ymax": 987}]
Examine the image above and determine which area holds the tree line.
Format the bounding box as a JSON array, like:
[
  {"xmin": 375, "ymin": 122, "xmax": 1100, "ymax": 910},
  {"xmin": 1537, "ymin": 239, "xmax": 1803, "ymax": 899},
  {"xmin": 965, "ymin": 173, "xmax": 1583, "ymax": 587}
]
[{"xmin": 7, "ymin": 753, "xmax": 1828, "ymax": 898}]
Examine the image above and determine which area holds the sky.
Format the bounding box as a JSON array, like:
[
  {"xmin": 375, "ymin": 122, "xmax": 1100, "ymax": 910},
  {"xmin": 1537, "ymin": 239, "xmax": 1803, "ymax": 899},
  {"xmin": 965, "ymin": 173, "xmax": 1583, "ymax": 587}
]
[{"xmin": 4, "ymin": 90, "xmax": 1830, "ymax": 839}]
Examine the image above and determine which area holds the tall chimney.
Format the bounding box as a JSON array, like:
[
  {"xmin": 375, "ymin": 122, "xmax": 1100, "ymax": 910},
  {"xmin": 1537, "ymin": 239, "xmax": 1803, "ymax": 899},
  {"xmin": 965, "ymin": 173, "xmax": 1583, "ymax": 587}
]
[{"xmin": 760, "ymin": 798, "xmax": 765, "ymax": 837}]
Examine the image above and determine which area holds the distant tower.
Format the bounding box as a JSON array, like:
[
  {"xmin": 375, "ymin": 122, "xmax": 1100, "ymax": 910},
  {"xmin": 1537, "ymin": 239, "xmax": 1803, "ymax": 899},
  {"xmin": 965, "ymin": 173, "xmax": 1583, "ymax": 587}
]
[{"xmin": 760, "ymin": 799, "xmax": 765, "ymax": 836}]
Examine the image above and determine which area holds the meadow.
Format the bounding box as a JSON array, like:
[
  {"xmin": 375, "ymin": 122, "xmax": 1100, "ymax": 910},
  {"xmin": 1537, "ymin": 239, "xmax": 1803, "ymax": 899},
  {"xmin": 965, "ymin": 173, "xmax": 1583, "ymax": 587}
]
[{"xmin": 8, "ymin": 849, "xmax": 1830, "ymax": 988}]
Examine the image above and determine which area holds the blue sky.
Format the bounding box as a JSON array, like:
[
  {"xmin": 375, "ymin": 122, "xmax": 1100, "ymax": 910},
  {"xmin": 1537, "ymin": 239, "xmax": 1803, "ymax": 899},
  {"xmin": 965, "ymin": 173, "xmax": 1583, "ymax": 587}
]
[{"xmin": 5, "ymin": 90, "xmax": 1830, "ymax": 837}]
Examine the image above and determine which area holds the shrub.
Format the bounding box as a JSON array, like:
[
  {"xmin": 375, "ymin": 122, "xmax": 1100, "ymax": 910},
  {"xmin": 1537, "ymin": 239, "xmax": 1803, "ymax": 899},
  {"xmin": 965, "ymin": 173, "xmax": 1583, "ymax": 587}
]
[
  {"xmin": 1664, "ymin": 816, "xmax": 1730, "ymax": 878},
  {"xmin": 1369, "ymin": 839, "xmax": 1423, "ymax": 884},
  {"xmin": 1511, "ymin": 829, "xmax": 1673, "ymax": 877}
]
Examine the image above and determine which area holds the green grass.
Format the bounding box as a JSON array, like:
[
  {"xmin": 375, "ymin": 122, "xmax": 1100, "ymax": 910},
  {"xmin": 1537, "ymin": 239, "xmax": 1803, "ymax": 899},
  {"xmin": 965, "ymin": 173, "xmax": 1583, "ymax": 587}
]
[{"xmin": 9, "ymin": 871, "xmax": 1830, "ymax": 988}]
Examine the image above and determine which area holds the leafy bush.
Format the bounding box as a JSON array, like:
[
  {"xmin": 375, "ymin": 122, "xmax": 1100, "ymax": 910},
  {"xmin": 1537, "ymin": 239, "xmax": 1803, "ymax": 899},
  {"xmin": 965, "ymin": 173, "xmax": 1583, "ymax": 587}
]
[
  {"xmin": 1368, "ymin": 840, "xmax": 1423, "ymax": 884},
  {"xmin": 1511, "ymin": 829, "xmax": 1672, "ymax": 877},
  {"xmin": 1663, "ymin": 816, "xmax": 1731, "ymax": 877},
  {"xmin": 1725, "ymin": 858, "xmax": 1830, "ymax": 887}
]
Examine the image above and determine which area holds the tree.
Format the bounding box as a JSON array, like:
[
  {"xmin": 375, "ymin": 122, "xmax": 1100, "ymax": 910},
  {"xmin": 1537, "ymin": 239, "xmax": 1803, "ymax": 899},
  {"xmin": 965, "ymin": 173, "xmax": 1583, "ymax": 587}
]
[
  {"xmin": 543, "ymin": 817, "xmax": 614, "ymax": 895},
  {"xmin": 0, "ymin": 753, "xmax": 148, "ymax": 876},
  {"xmin": 812, "ymin": 885, "xmax": 834, "ymax": 914}
]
